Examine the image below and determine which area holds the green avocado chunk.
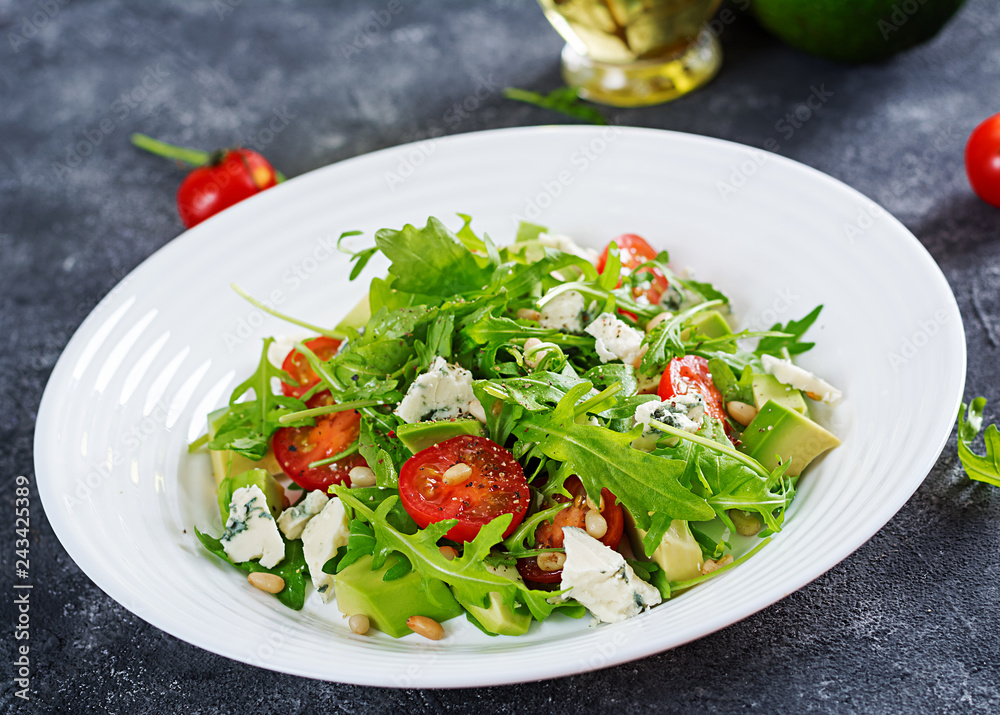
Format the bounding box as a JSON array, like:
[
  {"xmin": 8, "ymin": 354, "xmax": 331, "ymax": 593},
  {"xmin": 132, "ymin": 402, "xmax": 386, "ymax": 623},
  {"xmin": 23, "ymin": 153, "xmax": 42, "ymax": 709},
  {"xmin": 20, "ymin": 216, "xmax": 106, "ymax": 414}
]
[
  {"xmin": 396, "ymin": 418, "xmax": 484, "ymax": 455},
  {"xmin": 459, "ymin": 562, "xmax": 531, "ymax": 636},
  {"xmin": 751, "ymin": 373, "xmax": 807, "ymax": 415},
  {"xmin": 739, "ymin": 400, "xmax": 840, "ymax": 477},
  {"xmin": 681, "ymin": 310, "xmax": 732, "ymax": 340},
  {"xmin": 217, "ymin": 468, "xmax": 284, "ymax": 522},
  {"xmin": 625, "ymin": 514, "xmax": 703, "ymax": 582},
  {"xmin": 334, "ymin": 554, "xmax": 462, "ymax": 638}
]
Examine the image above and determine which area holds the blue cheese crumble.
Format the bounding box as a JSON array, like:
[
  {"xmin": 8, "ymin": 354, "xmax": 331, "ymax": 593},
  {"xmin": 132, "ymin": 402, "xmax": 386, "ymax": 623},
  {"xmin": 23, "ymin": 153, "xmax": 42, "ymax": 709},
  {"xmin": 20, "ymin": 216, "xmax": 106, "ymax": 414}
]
[
  {"xmin": 632, "ymin": 394, "xmax": 705, "ymax": 450},
  {"xmin": 221, "ymin": 485, "xmax": 285, "ymax": 569},
  {"xmin": 277, "ymin": 490, "xmax": 328, "ymax": 540},
  {"xmin": 584, "ymin": 312, "xmax": 644, "ymax": 366},
  {"xmin": 557, "ymin": 527, "xmax": 661, "ymax": 623},
  {"xmin": 538, "ymin": 290, "xmax": 585, "ymax": 333},
  {"xmin": 301, "ymin": 496, "xmax": 350, "ymax": 603},
  {"xmin": 394, "ymin": 356, "xmax": 486, "ymax": 423}
]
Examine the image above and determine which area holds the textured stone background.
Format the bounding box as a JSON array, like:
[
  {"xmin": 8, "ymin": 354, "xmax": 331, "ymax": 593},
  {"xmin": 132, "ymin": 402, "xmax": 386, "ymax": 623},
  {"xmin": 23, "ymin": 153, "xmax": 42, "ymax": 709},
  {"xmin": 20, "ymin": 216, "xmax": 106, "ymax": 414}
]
[{"xmin": 2, "ymin": 0, "xmax": 1000, "ymax": 712}]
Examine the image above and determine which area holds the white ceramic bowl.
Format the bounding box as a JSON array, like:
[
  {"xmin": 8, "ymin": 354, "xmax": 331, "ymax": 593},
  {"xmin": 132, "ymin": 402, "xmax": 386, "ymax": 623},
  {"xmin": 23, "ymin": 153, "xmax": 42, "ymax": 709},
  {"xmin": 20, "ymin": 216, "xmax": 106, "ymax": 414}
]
[{"xmin": 35, "ymin": 126, "xmax": 965, "ymax": 687}]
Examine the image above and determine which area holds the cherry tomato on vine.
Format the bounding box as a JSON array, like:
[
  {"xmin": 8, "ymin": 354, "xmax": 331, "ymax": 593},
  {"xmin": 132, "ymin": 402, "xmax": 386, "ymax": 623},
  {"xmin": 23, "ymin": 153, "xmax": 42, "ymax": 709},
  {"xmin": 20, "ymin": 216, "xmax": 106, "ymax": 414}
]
[
  {"xmin": 966, "ymin": 113, "xmax": 1000, "ymax": 208},
  {"xmin": 280, "ymin": 336, "xmax": 342, "ymax": 399},
  {"xmin": 657, "ymin": 355, "xmax": 727, "ymax": 422},
  {"xmin": 272, "ymin": 391, "xmax": 366, "ymax": 492},
  {"xmin": 398, "ymin": 435, "xmax": 529, "ymax": 543},
  {"xmin": 516, "ymin": 477, "xmax": 623, "ymax": 584},
  {"xmin": 596, "ymin": 233, "xmax": 669, "ymax": 305},
  {"xmin": 177, "ymin": 148, "xmax": 279, "ymax": 228}
]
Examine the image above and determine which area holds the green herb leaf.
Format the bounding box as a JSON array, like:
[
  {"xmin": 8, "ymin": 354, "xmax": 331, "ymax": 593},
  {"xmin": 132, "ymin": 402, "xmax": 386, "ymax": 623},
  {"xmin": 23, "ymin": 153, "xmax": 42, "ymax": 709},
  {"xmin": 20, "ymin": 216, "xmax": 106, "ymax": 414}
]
[
  {"xmin": 956, "ymin": 398, "xmax": 1000, "ymax": 487},
  {"xmin": 756, "ymin": 305, "xmax": 822, "ymax": 357},
  {"xmin": 503, "ymin": 86, "xmax": 608, "ymax": 125}
]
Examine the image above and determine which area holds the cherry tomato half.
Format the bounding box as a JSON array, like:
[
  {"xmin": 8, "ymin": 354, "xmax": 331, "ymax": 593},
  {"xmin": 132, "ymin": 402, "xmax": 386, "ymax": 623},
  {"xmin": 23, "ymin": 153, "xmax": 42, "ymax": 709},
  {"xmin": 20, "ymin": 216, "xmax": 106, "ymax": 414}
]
[
  {"xmin": 657, "ymin": 355, "xmax": 727, "ymax": 422},
  {"xmin": 966, "ymin": 113, "xmax": 1000, "ymax": 209},
  {"xmin": 272, "ymin": 391, "xmax": 366, "ymax": 491},
  {"xmin": 398, "ymin": 435, "xmax": 529, "ymax": 543},
  {"xmin": 516, "ymin": 477, "xmax": 624, "ymax": 584},
  {"xmin": 596, "ymin": 233, "xmax": 669, "ymax": 305},
  {"xmin": 280, "ymin": 337, "xmax": 342, "ymax": 398},
  {"xmin": 176, "ymin": 148, "xmax": 279, "ymax": 228}
]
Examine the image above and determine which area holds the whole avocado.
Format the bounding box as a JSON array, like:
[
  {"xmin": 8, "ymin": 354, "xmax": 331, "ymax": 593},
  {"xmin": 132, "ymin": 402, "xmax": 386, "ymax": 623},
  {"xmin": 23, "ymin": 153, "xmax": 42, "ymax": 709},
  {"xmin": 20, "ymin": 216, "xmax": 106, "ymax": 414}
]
[{"xmin": 749, "ymin": 0, "xmax": 968, "ymax": 63}]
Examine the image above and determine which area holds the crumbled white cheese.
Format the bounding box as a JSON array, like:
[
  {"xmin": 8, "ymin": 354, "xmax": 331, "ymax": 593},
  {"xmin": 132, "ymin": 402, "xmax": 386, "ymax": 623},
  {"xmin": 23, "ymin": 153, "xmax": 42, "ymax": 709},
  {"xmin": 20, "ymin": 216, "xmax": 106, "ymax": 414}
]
[
  {"xmin": 221, "ymin": 485, "xmax": 285, "ymax": 569},
  {"xmin": 761, "ymin": 354, "xmax": 842, "ymax": 404},
  {"xmin": 301, "ymin": 496, "xmax": 350, "ymax": 602},
  {"xmin": 394, "ymin": 356, "xmax": 487, "ymax": 423},
  {"xmin": 277, "ymin": 490, "xmax": 328, "ymax": 540},
  {"xmin": 584, "ymin": 313, "xmax": 644, "ymax": 365},
  {"xmin": 558, "ymin": 527, "xmax": 661, "ymax": 623},
  {"xmin": 538, "ymin": 232, "xmax": 599, "ymax": 262},
  {"xmin": 538, "ymin": 290, "xmax": 585, "ymax": 333},
  {"xmin": 634, "ymin": 393, "xmax": 705, "ymax": 435}
]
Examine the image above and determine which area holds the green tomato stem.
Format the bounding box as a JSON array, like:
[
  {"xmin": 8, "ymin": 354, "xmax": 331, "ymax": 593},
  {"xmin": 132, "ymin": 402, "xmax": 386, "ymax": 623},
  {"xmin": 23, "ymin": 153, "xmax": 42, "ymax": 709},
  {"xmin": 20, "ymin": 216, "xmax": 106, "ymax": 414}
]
[{"xmin": 130, "ymin": 133, "xmax": 211, "ymax": 166}]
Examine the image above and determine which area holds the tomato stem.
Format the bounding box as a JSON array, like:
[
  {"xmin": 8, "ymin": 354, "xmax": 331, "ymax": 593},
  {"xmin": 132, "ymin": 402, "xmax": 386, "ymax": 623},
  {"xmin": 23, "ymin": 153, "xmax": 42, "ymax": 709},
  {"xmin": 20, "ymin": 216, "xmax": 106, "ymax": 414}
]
[{"xmin": 130, "ymin": 133, "xmax": 211, "ymax": 166}]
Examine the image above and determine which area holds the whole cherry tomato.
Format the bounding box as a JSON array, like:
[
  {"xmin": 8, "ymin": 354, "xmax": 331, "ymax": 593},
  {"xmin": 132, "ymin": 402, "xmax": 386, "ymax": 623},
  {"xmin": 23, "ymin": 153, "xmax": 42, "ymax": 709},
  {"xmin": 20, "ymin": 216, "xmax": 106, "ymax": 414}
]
[
  {"xmin": 176, "ymin": 148, "xmax": 279, "ymax": 228},
  {"xmin": 398, "ymin": 435, "xmax": 529, "ymax": 543},
  {"xmin": 280, "ymin": 337, "xmax": 342, "ymax": 399},
  {"xmin": 272, "ymin": 391, "xmax": 366, "ymax": 492},
  {"xmin": 516, "ymin": 477, "xmax": 624, "ymax": 584},
  {"xmin": 966, "ymin": 113, "xmax": 1000, "ymax": 208},
  {"xmin": 596, "ymin": 233, "xmax": 670, "ymax": 305}
]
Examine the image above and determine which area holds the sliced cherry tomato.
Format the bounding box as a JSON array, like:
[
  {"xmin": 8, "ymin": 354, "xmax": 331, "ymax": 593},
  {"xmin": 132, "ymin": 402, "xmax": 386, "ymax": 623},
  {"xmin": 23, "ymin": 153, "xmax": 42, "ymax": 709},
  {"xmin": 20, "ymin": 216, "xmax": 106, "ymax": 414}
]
[
  {"xmin": 657, "ymin": 355, "xmax": 727, "ymax": 422},
  {"xmin": 965, "ymin": 112, "xmax": 1000, "ymax": 208},
  {"xmin": 177, "ymin": 148, "xmax": 279, "ymax": 228},
  {"xmin": 280, "ymin": 337, "xmax": 342, "ymax": 398},
  {"xmin": 272, "ymin": 391, "xmax": 366, "ymax": 491},
  {"xmin": 398, "ymin": 435, "xmax": 529, "ymax": 543},
  {"xmin": 516, "ymin": 477, "xmax": 624, "ymax": 584},
  {"xmin": 596, "ymin": 233, "xmax": 669, "ymax": 305}
]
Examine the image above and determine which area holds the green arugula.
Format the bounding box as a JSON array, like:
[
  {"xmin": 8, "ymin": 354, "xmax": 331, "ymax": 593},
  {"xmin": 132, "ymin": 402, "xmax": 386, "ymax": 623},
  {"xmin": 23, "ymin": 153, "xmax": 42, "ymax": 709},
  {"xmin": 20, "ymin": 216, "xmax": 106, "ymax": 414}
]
[
  {"xmin": 195, "ymin": 529, "xmax": 308, "ymax": 610},
  {"xmin": 957, "ymin": 398, "xmax": 1000, "ymax": 487},
  {"xmin": 503, "ymin": 86, "xmax": 608, "ymax": 125},
  {"xmin": 756, "ymin": 305, "xmax": 822, "ymax": 357},
  {"xmin": 207, "ymin": 338, "xmax": 310, "ymax": 459}
]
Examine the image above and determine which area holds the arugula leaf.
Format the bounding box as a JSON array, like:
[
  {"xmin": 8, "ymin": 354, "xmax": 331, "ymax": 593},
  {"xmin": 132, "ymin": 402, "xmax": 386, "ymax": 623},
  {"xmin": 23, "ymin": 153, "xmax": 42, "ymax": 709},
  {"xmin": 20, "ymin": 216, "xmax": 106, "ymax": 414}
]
[
  {"xmin": 195, "ymin": 529, "xmax": 308, "ymax": 610},
  {"xmin": 956, "ymin": 398, "xmax": 1000, "ymax": 487},
  {"xmin": 503, "ymin": 86, "xmax": 608, "ymax": 125},
  {"xmin": 357, "ymin": 413, "xmax": 408, "ymax": 488},
  {"xmin": 208, "ymin": 338, "xmax": 309, "ymax": 459},
  {"xmin": 756, "ymin": 305, "xmax": 822, "ymax": 357},
  {"xmin": 333, "ymin": 487, "xmax": 561, "ymax": 629},
  {"xmin": 520, "ymin": 384, "xmax": 716, "ymax": 532},
  {"xmin": 709, "ymin": 358, "xmax": 754, "ymax": 404},
  {"xmin": 640, "ymin": 300, "xmax": 724, "ymax": 375},
  {"xmin": 375, "ymin": 217, "xmax": 494, "ymax": 297}
]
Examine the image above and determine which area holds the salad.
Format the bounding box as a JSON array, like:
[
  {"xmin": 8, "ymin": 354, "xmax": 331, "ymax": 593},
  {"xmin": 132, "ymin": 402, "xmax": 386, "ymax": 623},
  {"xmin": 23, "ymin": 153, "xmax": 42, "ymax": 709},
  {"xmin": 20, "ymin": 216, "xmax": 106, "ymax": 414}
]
[{"xmin": 193, "ymin": 216, "xmax": 842, "ymax": 639}]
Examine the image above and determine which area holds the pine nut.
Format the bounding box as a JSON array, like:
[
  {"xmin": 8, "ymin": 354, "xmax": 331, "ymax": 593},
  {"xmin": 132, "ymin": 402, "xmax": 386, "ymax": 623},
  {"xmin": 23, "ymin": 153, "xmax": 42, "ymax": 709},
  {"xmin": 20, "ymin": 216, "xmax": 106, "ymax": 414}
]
[
  {"xmin": 442, "ymin": 462, "xmax": 472, "ymax": 485},
  {"xmin": 631, "ymin": 345, "xmax": 649, "ymax": 370},
  {"xmin": 536, "ymin": 552, "xmax": 566, "ymax": 572},
  {"xmin": 248, "ymin": 572, "xmax": 285, "ymax": 594},
  {"xmin": 729, "ymin": 509, "xmax": 762, "ymax": 536},
  {"xmin": 407, "ymin": 615, "xmax": 444, "ymax": 640},
  {"xmin": 646, "ymin": 311, "xmax": 673, "ymax": 333},
  {"xmin": 517, "ymin": 308, "xmax": 542, "ymax": 321},
  {"xmin": 349, "ymin": 614, "xmax": 370, "ymax": 635},
  {"xmin": 439, "ymin": 545, "xmax": 458, "ymax": 560},
  {"xmin": 701, "ymin": 554, "xmax": 734, "ymax": 575},
  {"xmin": 349, "ymin": 466, "xmax": 376, "ymax": 487},
  {"xmin": 523, "ymin": 337, "xmax": 543, "ymax": 351},
  {"xmin": 726, "ymin": 400, "xmax": 758, "ymax": 427},
  {"xmin": 585, "ymin": 494, "xmax": 606, "ymax": 512},
  {"xmin": 585, "ymin": 511, "xmax": 608, "ymax": 539}
]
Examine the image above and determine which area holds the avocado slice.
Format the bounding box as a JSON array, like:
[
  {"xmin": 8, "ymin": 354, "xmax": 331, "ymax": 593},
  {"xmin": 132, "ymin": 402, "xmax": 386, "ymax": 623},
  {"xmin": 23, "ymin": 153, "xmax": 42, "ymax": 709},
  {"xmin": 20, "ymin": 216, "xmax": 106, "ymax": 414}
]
[
  {"xmin": 739, "ymin": 399, "xmax": 840, "ymax": 477},
  {"xmin": 624, "ymin": 513, "xmax": 703, "ymax": 582},
  {"xmin": 207, "ymin": 407, "xmax": 282, "ymax": 487},
  {"xmin": 334, "ymin": 554, "xmax": 462, "ymax": 638},
  {"xmin": 459, "ymin": 562, "xmax": 531, "ymax": 636},
  {"xmin": 680, "ymin": 310, "xmax": 732, "ymax": 341},
  {"xmin": 217, "ymin": 468, "xmax": 285, "ymax": 522},
  {"xmin": 396, "ymin": 418, "xmax": 484, "ymax": 455},
  {"xmin": 751, "ymin": 374, "xmax": 807, "ymax": 415},
  {"xmin": 333, "ymin": 293, "xmax": 371, "ymax": 334}
]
